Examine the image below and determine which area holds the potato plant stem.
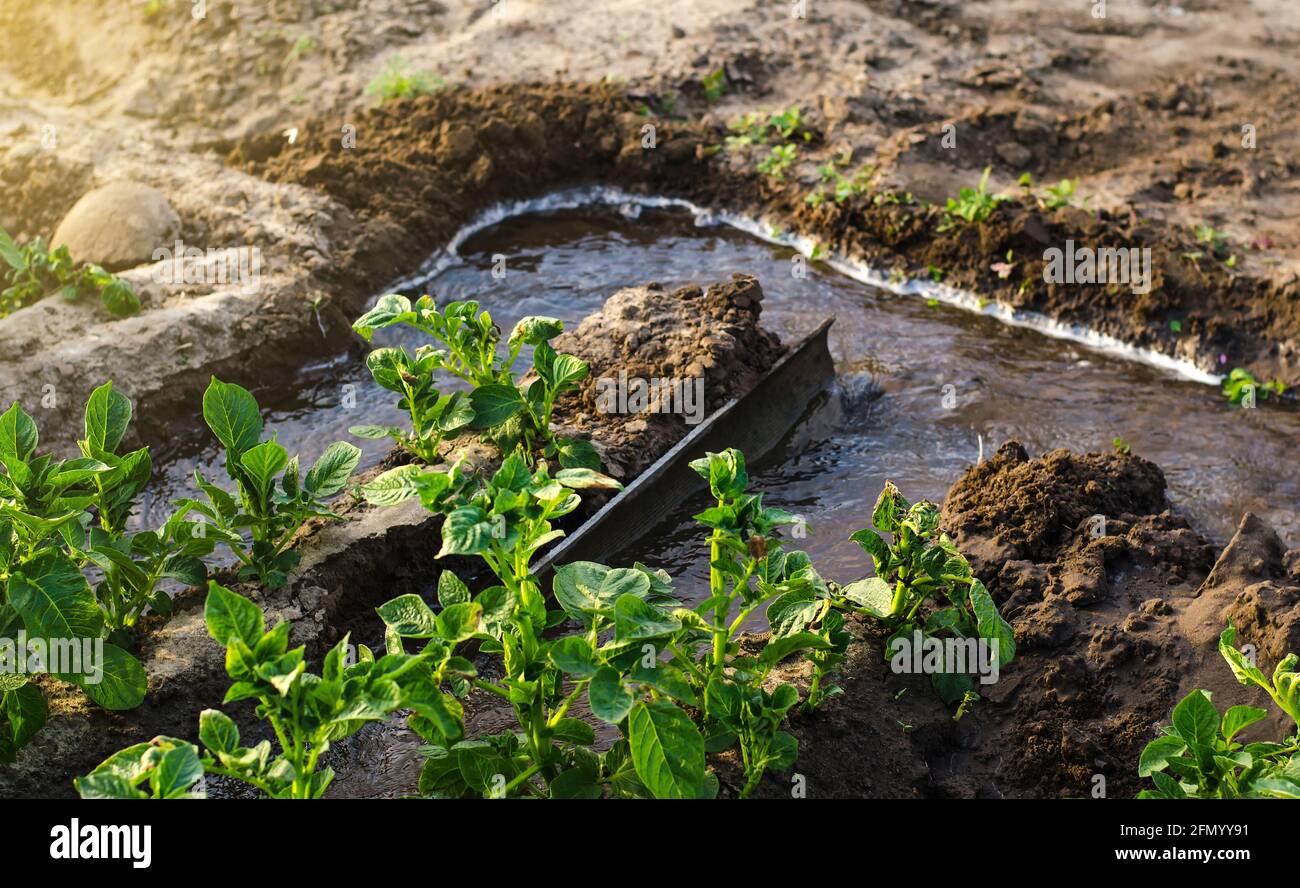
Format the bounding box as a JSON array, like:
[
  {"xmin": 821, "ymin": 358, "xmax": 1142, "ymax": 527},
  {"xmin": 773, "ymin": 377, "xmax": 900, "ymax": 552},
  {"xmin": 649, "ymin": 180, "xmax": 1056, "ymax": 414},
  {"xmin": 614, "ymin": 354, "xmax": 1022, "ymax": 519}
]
[{"xmin": 710, "ymin": 528, "xmax": 727, "ymax": 671}]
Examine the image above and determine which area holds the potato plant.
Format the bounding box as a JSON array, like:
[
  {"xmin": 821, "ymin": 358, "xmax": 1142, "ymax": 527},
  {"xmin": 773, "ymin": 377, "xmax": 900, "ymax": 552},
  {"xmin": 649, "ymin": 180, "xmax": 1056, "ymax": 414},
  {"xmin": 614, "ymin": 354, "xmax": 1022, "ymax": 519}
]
[
  {"xmin": 369, "ymin": 453, "xmax": 722, "ymax": 798},
  {"xmin": 1136, "ymin": 625, "xmax": 1300, "ymax": 799},
  {"xmin": 0, "ymin": 226, "xmax": 139, "ymax": 319},
  {"xmin": 374, "ymin": 447, "xmax": 835, "ymax": 797},
  {"xmin": 73, "ymin": 383, "xmax": 215, "ymax": 635},
  {"xmin": 0, "ymin": 385, "xmax": 197, "ymax": 760},
  {"xmin": 674, "ymin": 449, "xmax": 845, "ymax": 794},
  {"xmin": 177, "ymin": 378, "xmax": 360, "ymax": 588},
  {"xmin": 1222, "ymin": 367, "xmax": 1286, "ymax": 406},
  {"xmin": 837, "ymin": 481, "xmax": 1015, "ymax": 703},
  {"xmin": 75, "ymin": 582, "xmax": 460, "ymax": 798},
  {"xmin": 937, "ymin": 167, "xmax": 1009, "ymax": 232},
  {"xmin": 351, "ymin": 295, "xmax": 599, "ymax": 469}
]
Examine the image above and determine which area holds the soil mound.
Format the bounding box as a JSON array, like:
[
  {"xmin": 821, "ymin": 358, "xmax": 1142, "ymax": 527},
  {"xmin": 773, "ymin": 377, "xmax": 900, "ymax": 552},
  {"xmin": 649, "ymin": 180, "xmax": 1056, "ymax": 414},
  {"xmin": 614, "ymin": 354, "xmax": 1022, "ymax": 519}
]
[
  {"xmin": 551, "ymin": 274, "xmax": 785, "ymax": 480},
  {"xmin": 749, "ymin": 442, "xmax": 1298, "ymax": 799}
]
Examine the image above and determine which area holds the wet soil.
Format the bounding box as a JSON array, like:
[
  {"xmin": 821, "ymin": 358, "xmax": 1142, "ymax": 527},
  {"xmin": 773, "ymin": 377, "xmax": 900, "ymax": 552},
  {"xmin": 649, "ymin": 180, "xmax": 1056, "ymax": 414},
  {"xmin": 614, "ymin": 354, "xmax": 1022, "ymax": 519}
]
[
  {"xmin": 550, "ymin": 274, "xmax": 785, "ymax": 481},
  {"xmin": 319, "ymin": 209, "xmax": 1300, "ymax": 799},
  {"xmin": 742, "ymin": 442, "xmax": 1300, "ymax": 799}
]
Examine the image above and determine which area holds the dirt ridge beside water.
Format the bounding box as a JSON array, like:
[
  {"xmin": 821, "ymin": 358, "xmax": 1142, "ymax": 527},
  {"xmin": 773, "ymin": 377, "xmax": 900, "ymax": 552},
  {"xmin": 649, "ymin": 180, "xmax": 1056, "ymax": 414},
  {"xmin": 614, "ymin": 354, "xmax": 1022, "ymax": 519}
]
[
  {"xmin": 738, "ymin": 442, "xmax": 1300, "ymax": 799},
  {"xmin": 229, "ymin": 80, "xmax": 1300, "ymax": 388}
]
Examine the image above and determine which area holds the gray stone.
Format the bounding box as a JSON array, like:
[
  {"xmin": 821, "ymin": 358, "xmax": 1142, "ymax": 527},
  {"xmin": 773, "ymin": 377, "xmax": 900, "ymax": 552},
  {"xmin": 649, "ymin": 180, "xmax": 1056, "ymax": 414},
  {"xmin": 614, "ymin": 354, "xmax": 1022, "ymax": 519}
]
[
  {"xmin": 51, "ymin": 181, "xmax": 180, "ymax": 271},
  {"xmin": 995, "ymin": 141, "xmax": 1033, "ymax": 169}
]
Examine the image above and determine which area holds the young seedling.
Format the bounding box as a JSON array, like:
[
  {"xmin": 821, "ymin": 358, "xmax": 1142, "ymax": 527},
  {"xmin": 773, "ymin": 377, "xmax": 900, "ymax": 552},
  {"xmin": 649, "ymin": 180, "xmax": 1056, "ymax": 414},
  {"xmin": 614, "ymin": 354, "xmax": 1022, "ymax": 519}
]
[
  {"xmin": 725, "ymin": 106, "xmax": 813, "ymax": 184},
  {"xmin": 757, "ymin": 144, "xmax": 798, "ymax": 181},
  {"xmin": 284, "ymin": 34, "xmax": 318, "ymax": 66},
  {"xmin": 1222, "ymin": 367, "xmax": 1286, "ymax": 406},
  {"xmin": 1038, "ymin": 179, "xmax": 1085, "ymax": 211},
  {"xmin": 74, "ymin": 582, "xmax": 460, "ymax": 798},
  {"xmin": 838, "ymin": 482, "xmax": 1015, "ymax": 703},
  {"xmin": 364, "ymin": 55, "xmax": 443, "ymax": 103},
  {"xmin": 351, "ymin": 295, "xmax": 600, "ymax": 469},
  {"xmin": 177, "ymin": 378, "xmax": 360, "ymax": 588},
  {"xmin": 1136, "ymin": 624, "xmax": 1300, "ymax": 799},
  {"xmin": 0, "ymin": 226, "xmax": 139, "ymax": 319},
  {"xmin": 1193, "ymin": 224, "xmax": 1230, "ymax": 259},
  {"xmin": 938, "ymin": 167, "xmax": 1009, "ymax": 232},
  {"xmin": 701, "ymin": 68, "xmax": 727, "ymax": 102}
]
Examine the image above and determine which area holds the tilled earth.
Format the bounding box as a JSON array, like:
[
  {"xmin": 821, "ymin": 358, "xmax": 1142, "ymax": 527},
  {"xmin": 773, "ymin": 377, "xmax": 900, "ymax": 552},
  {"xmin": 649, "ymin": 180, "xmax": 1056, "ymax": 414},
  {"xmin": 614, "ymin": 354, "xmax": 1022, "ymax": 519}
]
[
  {"xmin": 746, "ymin": 442, "xmax": 1300, "ymax": 799},
  {"xmin": 1, "ymin": 0, "xmax": 1299, "ymax": 798}
]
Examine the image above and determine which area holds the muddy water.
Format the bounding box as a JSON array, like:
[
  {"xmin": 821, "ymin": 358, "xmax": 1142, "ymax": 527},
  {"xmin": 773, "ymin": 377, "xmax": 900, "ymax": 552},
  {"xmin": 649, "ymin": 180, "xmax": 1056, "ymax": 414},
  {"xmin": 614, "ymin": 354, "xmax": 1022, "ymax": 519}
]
[
  {"xmin": 263, "ymin": 203, "xmax": 1298, "ymax": 797},
  {"xmin": 142, "ymin": 204, "xmax": 1300, "ymax": 573}
]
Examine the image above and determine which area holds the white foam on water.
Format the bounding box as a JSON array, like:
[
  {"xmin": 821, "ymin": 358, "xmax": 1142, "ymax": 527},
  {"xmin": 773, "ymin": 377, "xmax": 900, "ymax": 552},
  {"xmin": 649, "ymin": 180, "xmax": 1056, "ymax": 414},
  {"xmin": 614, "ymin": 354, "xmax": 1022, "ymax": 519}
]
[{"xmin": 385, "ymin": 185, "xmax": 1223, "ymax": 386}]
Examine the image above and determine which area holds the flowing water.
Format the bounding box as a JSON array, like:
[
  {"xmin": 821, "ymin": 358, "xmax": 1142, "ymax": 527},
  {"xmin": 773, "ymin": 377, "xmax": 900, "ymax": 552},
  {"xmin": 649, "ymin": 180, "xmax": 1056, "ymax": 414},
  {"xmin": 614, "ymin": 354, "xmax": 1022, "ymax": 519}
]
[{"xmin": 143, "ymin": 202, "xmax": 1300, "ymax": 591}]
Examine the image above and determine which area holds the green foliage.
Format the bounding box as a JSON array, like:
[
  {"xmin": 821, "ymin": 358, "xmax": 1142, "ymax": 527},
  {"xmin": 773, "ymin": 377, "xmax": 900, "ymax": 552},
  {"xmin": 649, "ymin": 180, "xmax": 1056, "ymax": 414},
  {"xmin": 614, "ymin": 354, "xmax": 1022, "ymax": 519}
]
[
  {"xmin": 757, "ymin": 144, "xmax": 798, "ymax": 181},
  {"xmin": 937, "ymin": 167, "xmax": 1009, "ymax": 232},
  {"xmin": 284, "ymin": 34, "xmax": 318, "ymax": 65},
  {"xmin": 1112, "ymin": 436, "xmax": 1131, "ymax": 455},
  {"xmin": 0, "ymin": 226, "xmax": 139, "ymax": 319},
  {"xmin": 64, "ymin": 383, "xmax": 215, "ymax": 634},
  {"xmin": 1038, "ymin": 178, "xmax": 1085, "ymax": 211},
  {"xmin": 1193, "ymin": 223, "xmax": 1229, "ymax": 258},
  {"xmin": 725, "ymin": 106, "xmax": 813, "ymax": 182},
  {"xmin": 839, "ymin": 482, "xmax": 1014, "ymax": 703},
  {"xmin": 367, "ymin": 446, "xmax": 836, "ymax": 798},
  {"xmin": 1135, "ymin": 625, "xmax": 1300, "ymax": 799},
  {"xmin": 351, "ymin": 295, "xmax": 599, "ymax": 469},
  {"xmin": 807, "ymin": 164, "xmax": 872, "ymax": 207},
  {"xmin": 685, "ymin": 448, "xmax": 836, "ymax": 795},
  {"xmin": 75, "ymin": 581, "xmax": 457, "ymax": 798},
  {"xmin": 1222, "ymin": 367, "xmax": 1286, "ymax": 406},
  {"xmin": 364, "ymin": 55, "xmax": 442, "ymax": 103},
  {"xmin": 1219, "ymin": 624, "xmax": 1300, "ymax": 729},
  {"xmin": 176, "ymin": 378, "xmax": 360, "ymax": 588},
  {"xmin": 725, "ymin": 105, "xmax": 810, "ymax": 150},
  {"xmin": 0, "ymin": 385, "xmax": 192, "ymax": 759},
  {"xmin": 701, "ymin": 68, "xmax": 727, "ymax": 102},
  {"xmin": 373, "ymin": 454, "xmax": 716, "ymax": 798}
]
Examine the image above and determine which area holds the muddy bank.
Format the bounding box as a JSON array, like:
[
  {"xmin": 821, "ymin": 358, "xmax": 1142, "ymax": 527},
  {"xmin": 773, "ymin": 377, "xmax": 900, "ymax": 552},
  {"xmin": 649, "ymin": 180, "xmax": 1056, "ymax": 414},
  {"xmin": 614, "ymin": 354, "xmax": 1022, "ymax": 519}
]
[
  {"xmin": 227, "ymin": 79, "xmax": 1299, "ymax": 391},
  {"xmin": 0, "ymin": 83, "xmax": 711, "ymax": 457},
  {"xmin": 0, "ymin": 274, "xmax": 786, "ymax": 798},
  {"xmin": 744, "ymin": 441, "xmax": 1300, "ymax": 799}
]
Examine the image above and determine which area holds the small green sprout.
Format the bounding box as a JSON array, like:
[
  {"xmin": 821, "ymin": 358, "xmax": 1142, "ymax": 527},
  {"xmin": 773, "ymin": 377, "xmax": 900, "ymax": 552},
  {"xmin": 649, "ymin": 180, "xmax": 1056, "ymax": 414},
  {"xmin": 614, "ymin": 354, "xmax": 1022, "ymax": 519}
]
[{"xmin": 365, "ymin": 55, "xmax": 443, "ymax": 103}]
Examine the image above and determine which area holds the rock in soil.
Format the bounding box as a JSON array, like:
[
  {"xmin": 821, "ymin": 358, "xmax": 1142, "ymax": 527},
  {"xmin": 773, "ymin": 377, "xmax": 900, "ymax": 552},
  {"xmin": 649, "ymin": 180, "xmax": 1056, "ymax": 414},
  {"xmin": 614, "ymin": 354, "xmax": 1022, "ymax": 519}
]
[{"xmin": 50, "ymin": 181, "xmax": 180, "ymax": 271}]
